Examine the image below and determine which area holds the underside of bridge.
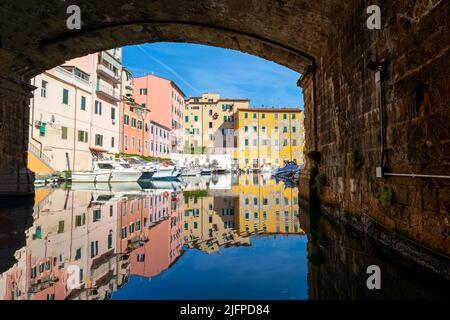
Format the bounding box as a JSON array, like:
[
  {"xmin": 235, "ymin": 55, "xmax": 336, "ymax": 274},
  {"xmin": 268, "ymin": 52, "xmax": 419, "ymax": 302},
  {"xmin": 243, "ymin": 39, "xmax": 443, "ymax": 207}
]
[{"xmin": 0, "ymin": 0, "xmax": 449, "ymax": 275}]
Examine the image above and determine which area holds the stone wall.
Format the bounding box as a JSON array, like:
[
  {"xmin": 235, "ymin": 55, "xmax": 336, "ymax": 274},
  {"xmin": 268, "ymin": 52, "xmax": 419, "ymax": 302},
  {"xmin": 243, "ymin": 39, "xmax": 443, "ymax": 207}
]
[
  {"xmin": 299, "ymin": 0, "xmax": 450, "ymax": 259},
  {"xmin": 0, "ymin": 78, "xmax": 35, "ymax": 196}
]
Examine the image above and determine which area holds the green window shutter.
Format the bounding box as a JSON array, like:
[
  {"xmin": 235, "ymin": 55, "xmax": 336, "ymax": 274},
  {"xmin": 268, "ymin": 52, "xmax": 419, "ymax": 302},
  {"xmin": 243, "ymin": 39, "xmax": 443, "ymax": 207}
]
[
  {"xmin": 58, "ymin": 221, "xmax": 64, "ymax": 234},
  {"xmin": 81, "ymin": 96, "xmax": 86, "ymax": 110},
  {"xmin": 84, "ymin": 131, "xmax": 88, "ymax": 143},
  {"xmin": 77, "ymin": 130, "xmax": 82, "ymax": 142},
  {"xmin": 111, "ymin": 107, "xmax": 116, "ymax": 120},
  {"xmin": 61, "ymin": 127, "xmax": 68, "ymax": 140},
  {"xmin": 185, "ymin": 116, "xmax": 188, "ymax": 122},
  {"xmin": 62, "ymin": 89, "xmax": 69, "ymax": 104},
  {"xmin": 39, "ymin": 123, "xmax": 46, "ymax": 136}
]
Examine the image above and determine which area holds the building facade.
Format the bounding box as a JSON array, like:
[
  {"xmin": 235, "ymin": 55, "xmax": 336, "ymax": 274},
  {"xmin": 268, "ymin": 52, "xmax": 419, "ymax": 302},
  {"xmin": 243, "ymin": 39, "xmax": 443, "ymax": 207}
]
[
  {"xmin": 184, "ymin": 93, "xmax": 249, "ymax": 155},
  {"xmin": 89, "ymin": 49, "xmax": 123, "ymax": 157},
  {"xmin": 134, "ymin": 74, "xmax": 186, "ymax": 155},
  {"xmin": 119, "ymin": 67, "xmax": 151, "ymax": 156},
  {"xmin": 234, "ymin": 108, "xmax": 304, "ymax": 171},
  {"xmin": 28, "ymin": 49, "xmax": 123, "ymax": 173},
  {"xmin": 29, "ymin": 58, "xmax": 94, "ymax": 172}
]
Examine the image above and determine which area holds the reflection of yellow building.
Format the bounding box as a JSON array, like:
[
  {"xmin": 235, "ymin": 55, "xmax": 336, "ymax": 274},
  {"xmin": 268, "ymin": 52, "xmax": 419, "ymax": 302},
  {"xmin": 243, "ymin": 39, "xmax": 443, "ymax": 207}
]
[
  {"xmin": 184, "ymin": 93, "xmax": 249, "ymax": 155},
  {"xmin": 234, "ymin": 108, "xmax": 304, "ymax": 170},
  {"xmin": 183, "ymin": 192, "xmax": 249, "ymax": 253},
  {"xmin": 231, "ymin": 175, "xmax": 304, "ymax": 235}
]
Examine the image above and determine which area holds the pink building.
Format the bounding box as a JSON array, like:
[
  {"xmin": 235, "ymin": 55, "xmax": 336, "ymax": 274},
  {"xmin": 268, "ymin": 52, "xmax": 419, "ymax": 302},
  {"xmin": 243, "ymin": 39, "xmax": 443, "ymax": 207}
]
[
  {"xmin": 149, "ymin": 120, "xmax": 171, "ymax": 158},
  {"xmin": 134, "ymin": 75, "xmax": 186, "ymax": 154}
]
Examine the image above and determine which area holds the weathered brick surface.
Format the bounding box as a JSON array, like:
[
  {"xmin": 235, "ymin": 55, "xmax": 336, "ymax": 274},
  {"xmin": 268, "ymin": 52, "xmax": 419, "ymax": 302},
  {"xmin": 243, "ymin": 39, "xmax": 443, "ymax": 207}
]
[{"xmin": 299, "ymin": 0, "xmax": 450, "ymax": 258}]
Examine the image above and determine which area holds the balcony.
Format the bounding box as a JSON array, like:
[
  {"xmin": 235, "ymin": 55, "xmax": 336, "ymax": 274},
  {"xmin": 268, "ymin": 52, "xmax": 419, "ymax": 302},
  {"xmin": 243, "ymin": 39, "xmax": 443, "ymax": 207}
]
[
  {"xmin": 96, "ymin": 84, "xmax": 121, "ymax": 102},
  {"xmin": 97, "ymin": 63, "xmax": 121, "ymax": 83}
]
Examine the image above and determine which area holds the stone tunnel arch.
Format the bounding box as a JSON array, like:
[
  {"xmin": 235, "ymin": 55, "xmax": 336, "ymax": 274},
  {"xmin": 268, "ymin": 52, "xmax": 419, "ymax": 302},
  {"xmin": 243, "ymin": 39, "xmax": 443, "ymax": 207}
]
[{"xmin": 0, "ymin": 0, "xmax": 449, "ymax": 275}]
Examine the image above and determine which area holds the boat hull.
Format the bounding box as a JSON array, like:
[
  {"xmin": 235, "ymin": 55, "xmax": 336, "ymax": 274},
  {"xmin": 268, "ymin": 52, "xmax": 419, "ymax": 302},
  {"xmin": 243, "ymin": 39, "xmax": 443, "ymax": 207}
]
[
  {"xmin": 72, "ymin": 172, "xmax": 96, "ymax": 183},
  {"xmin": 110, "ymin": 171, "xmax": 142, "ymax": 182}
]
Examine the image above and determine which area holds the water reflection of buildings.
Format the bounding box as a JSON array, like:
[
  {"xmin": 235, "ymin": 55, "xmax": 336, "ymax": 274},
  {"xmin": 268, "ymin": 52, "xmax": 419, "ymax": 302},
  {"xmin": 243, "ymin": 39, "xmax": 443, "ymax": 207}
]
[
  {"xmin": 0, "ymin": 188, "xmax": 185, "ymax": 300},
  {"xmin": 232, "ymin": 175, "xmax": 303, "ymax": 236},
  {"xmin": 0, "ymin": 175, "xmax": 304, "ymax": 300}
]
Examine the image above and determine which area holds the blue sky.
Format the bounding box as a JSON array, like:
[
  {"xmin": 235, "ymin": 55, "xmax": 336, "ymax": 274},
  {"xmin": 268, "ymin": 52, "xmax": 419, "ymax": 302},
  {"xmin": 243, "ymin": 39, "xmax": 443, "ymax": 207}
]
[{"xmin": 123, "ymin": 43, "xmax": 303, "ymax": 109}]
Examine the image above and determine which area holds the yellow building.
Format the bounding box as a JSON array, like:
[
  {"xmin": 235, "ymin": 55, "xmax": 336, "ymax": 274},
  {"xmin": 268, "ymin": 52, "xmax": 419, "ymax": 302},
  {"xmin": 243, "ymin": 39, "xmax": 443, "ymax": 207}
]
[
  {"xmin": 231, "ymin": 175, "xmax": 304, "ymax": 236},
  {"xmin": 182, "ymin": 191, "xmax": 250, "ymax": 253},
  {"xmin": 184, "ymin": 93, "xmax": 249, "ymax": 155},
  {"xmin": 234, "ymin": 108, "xmax": 304, "ymax": 171}
]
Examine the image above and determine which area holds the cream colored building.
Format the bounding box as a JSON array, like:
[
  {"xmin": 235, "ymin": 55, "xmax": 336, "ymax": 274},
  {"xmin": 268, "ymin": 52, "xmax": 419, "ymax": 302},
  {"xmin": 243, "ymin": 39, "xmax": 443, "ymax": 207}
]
[
  {"xmin": 29, "ymin": 57, "xmax": 94, "ymax": 172},
  {"xmin": 184, "ymin": 93, "xmax": 249, "ymax": 155}
]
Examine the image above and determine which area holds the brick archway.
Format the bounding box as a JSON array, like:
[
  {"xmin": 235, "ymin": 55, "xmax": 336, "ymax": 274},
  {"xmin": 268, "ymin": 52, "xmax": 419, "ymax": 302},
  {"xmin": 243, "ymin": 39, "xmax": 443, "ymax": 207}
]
[{"xmin": 0, "ymin": 0, "xmax": 449, "ymax": 271}]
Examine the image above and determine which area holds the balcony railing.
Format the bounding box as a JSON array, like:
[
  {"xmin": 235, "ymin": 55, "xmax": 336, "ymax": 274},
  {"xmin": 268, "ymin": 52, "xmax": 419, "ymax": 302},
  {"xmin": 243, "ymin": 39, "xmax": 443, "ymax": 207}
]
[
  {"xmin": 96, "ymin": 85, "xmax": 120, "ymax": 101},
  {"xmin": 97, "ymin": 64, "xmax": 120, "ymax": 83},
  {"xmin": 28, "ymin": 141, "xmax": 53, "ymax": 169}
]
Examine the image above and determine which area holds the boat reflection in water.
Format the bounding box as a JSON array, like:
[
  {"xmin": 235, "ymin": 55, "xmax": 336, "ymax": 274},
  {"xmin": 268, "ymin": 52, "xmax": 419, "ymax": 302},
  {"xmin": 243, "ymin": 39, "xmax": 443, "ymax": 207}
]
[{"xmin": 0, "ymin": 174, "xmax": 448, "ymax": 300}]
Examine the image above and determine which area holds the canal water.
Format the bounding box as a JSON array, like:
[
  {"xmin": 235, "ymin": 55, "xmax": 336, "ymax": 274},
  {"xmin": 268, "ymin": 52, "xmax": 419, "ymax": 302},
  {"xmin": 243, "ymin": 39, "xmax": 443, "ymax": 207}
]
[{"xmin": 0, "ymin": 174, "xmax": 448, "ymax": 300}]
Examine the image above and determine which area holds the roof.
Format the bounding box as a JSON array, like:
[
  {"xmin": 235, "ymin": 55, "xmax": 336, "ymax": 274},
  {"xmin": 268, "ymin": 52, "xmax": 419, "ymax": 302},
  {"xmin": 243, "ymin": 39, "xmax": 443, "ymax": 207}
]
[
  {"xmin": 135, "ymin": 74, "xmax": 186, "ymax": 97},
  {"xmin": 150, "ymin": 120, "xmax": 171, "ymax": 131},
  {"xmin": 237, "ymin": 107, "xmax": 302, "ymax": 112}
]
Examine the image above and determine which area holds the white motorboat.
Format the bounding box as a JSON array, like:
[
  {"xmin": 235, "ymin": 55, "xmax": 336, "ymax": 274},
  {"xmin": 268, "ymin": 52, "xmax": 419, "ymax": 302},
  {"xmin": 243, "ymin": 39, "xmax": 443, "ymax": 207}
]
[
  {"xmin": 94, "ymin": 160, "xmax": 143, "ymax": 182},
  {"xmin": 181, "ymin": 166, "xmax": 202, "ymax": 176},
  {"xmin": 151, "ymin": 161, "xmax": 181, "ymax": 180},
  {"xmin": 124, "ymin": 157, "xmax": 156, "ymax": 180},
  {"xmin": 71, "ymin": 171, "xmax": 97, "ymax": 183}
]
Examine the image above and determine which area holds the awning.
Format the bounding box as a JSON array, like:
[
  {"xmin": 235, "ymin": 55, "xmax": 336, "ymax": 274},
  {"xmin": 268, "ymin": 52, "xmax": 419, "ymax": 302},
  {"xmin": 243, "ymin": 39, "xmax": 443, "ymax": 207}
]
[{"xmin": 89, "ymin": 147, "xmax": 108, "ymax": 153}]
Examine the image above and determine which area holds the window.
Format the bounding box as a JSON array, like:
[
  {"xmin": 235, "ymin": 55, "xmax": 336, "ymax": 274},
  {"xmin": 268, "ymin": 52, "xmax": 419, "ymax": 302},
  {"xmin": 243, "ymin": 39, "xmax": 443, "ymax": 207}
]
[
  {"xmin": 292, "ymin": 113, "xmax": 296, "ymax": 119},
  {"xmin": 244, "ymin": 112, "xmax": 248, "ymax": 119},
  {"xmin": 292, "ymin": 139, "xmax": 297, "ymax": 146},
  {"xmin": 90, "ymin": 241, "xmax": 99, "ymax": 258},
  {"xmin": 275, "ymin": 114, "xmax": 279, "ymax": 119},
  {"xmin": 124, "ymin": 114, "xmax": 129, "ymax": 125},
  {"xmin": 41, "ymin": 80, "xmax": 47, "ymax": 97},
  {"xmin": 292, "ymin": 126, "xmax": 297, "ymax": 133},
  {"xmin": 262, "ymin": 113, "xmax": 266, "ymax": 119},
  {"xmin": 61, "ymin": 127, "xmax": 68, "ymax": 140},
  {"xmin": 111, "ymin": 107, "xmax": 116, "ymax": 120},
  {"xmin": 244, "ymin": 126, "xmax": 248, "ymax": 132},
  {"xmin": 111, "ymin": 137, "xmax": 115, "ymax": 148},
  {"xmin": 283, "ymin": 114, "xmax": 287, "ymax": 119},
  {"xmin": 140, "ymin": 88, "xmax": 147, "ymax": 95},
  {"xmin": 93, "ymin": 209, "xmax": 101, "ymax": 222},
  {"xmin": 131, "ymin": 118, "xmax": 136, "ymax": 128},
  {"xmin": 57, "ymin": 221, "xmax": 64, "ymax": 233},
  {"xmin": 77, "ymin": 130, "xmax": 88, "ymax": 143},
  {"xmin": 253, "ymin": 113, "xmax": 257, "ymax": 119},
  {"xmin": 81, "ymin": 96, "xmax": 86, "ymax": 110},
  {"xmin": 75, "ymin": 214, "xmax": 85, "ymax": 227},
  {"xmin": 137, "ymin": 254, "xmax": 145, "ymax": 262},
  {"xmin": 62, "ymin": 88, "xmax": 69, "ymax": 104},
  {"xmin": 107, "ymin": 231, "xmax": 113, "ymax": 249},
  {"xmin": 95, "ymin": 134, "xmax": 103, "ymax": 146},
  {"xmin": 94, "ymin": 101, "xmax": 102, "ymax": 115},
  {"xmin": 244, "ymin": 139, "xmax": 249, "ymax": 146},
  {"xmin": 185, "ymin": 115, "xmax": 189, "ymax": 122},
  {"xmin": 253, "ymin": 126, "xmax": 257, "ymax": 132},
  {"xmin": 194, "ymin": 116, "xmax": 198, "ymax": 122},
  {"xmin": 121, "ymin": 227, "xmax": 127, "ymax": 239},
  {"xmin": 209, "ymin": 122, "xmax": 213, "ymax": 128},
  {"xmin": 137, "ymin": 120, "xmax": 143, "ymax": 129},
  {"xmin": 75, "ymin": 248, "xmax": 82, "ymax": 260}
]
